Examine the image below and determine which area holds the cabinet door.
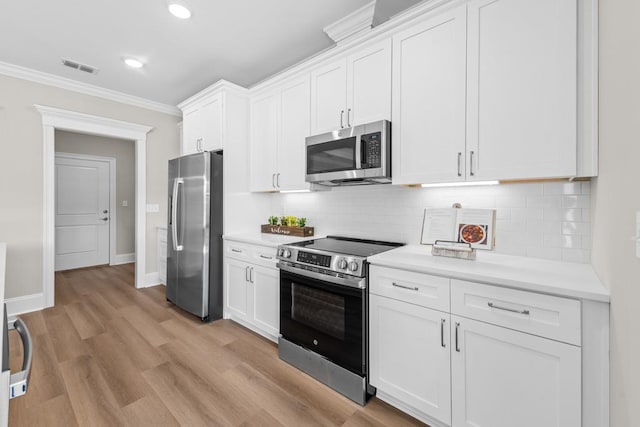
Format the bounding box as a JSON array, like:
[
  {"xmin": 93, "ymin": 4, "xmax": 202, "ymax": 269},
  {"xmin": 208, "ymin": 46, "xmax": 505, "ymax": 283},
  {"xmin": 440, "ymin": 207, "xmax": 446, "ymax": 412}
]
[
  {"xmin": 249, "ymin": 92, "xmax": 279, "ymax": 192},
  {"xmin": 392, "ymin": 7, "xmax": 467, "ymax": 185},
  {"xmin": 451, "ymin": 316, "xmax": 581, "ymax": 427},
  {"xmin": 310, "ymin": 59, "xmax": 347, "ymax": 134},
  {"xmin": 201, "ymin": 94, "xmax": 223, "ymax": 151},
  {"xmin": 370, "ymin": 294, "xmax": 451, "ymax": 425},
  {"xmin": 346, "ymin": 39, "xmax": 392, "ymax": 127},
  {"xmin": 225, "ymin": 258, "xmax": 250, "ymax": 320},
  {"xmin": 466, "ymin": 0, "xmax": 577, "ymax": 180},
  {"xmin": 251, "ymin": 265, "xmax": 279, "ymax": 338},
  {"xmin": 181, "ymin": 107, "xmax": 201, "ymax": 155},
  {"xmin": 278, "ymin": 76, "xmax": 311, "ymax": 191}
]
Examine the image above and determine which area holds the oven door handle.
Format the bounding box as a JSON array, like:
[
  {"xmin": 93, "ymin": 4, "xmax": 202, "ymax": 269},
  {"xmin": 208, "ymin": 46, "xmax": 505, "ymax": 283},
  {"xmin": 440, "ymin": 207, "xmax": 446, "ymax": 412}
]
[
  {"xmin": 278, "ymin": 262, "xmax": 366, "ymax": 289},
  {"xmin": 8, "ymin": 316, "xmax": 32, "ymax": 399}
]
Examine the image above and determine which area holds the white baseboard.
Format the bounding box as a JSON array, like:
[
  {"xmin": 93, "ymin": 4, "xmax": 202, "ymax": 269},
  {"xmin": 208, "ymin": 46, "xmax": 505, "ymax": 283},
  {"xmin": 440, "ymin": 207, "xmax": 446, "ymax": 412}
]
[
  {"xmin": 5, "ymin": 293, "xmax": 45, "ymax": 316},
  {"xmin": 139, "ymin": 272, "xmax": 162, "ymax": 288},
  {"xmin": 111, "ymin": 253, "xmax": 135, "ymax": 265}
]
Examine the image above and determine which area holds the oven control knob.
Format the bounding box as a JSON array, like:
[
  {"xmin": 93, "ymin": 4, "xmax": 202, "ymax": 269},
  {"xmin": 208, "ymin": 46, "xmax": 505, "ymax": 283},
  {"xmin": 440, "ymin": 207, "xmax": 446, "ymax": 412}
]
[
  {"xmin": 337, "ymin": 258, "xmax": 348, "ymax": 269},
  {"xmin": 348, "ymin": 261, "xmax": 359, "ymax": 272},
  {"xmin": 283, "ymin": 249, "xmax": 291, "ymax": 258},
  {"xmin": 277, "ymin": 248, "xmax": 284, "ymax": 257}
]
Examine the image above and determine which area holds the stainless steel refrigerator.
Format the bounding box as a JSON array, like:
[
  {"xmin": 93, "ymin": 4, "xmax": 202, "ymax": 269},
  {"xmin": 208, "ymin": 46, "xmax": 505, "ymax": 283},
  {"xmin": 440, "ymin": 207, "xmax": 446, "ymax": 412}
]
[{"xmin": 166, "ymin": 151, "xmax": 223, "ymax": 321}]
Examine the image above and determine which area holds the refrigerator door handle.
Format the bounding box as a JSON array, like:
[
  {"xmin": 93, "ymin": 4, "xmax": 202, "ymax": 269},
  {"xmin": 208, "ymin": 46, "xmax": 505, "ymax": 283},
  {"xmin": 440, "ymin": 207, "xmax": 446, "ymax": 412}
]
[
  {"xmin": 8, "ymin": 316, "xmax": 32, "ymax": 399},
  {"xmin": 171, "ymin": 178, "xmax": 184, "ymax": 251}
]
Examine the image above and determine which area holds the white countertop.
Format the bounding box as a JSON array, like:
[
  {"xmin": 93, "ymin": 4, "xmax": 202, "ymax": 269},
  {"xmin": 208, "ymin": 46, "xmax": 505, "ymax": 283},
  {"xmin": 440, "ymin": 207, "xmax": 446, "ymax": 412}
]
[
  {"xmin": 368, "ymin": 245, "xmax": 610, "ymax": 302},
  {"xmin": 223, "ymin": 232, "xmax": 316, "ymax": 248}
]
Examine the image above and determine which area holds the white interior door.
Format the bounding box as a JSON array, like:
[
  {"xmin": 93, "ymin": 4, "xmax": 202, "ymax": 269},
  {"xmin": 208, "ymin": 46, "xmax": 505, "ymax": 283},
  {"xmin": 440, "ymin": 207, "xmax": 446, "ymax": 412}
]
[{"xmin": 55, "ymin": 155, "xmax": 110, "ymax": 271}]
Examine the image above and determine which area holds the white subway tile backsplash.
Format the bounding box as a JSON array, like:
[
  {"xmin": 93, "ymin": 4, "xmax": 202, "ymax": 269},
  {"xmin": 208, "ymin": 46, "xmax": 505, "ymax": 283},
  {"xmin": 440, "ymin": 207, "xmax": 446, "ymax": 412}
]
[
  {"xmin": 527, "ymin": 195, "xmax": 562, "ymax": 208},
  {"xmin": 562, "ymin": 195, "xmax": 590, "ymax": 209},
  {"xmin": 278, "ymin": 181, "xmax": 591, "ymax": 264}
]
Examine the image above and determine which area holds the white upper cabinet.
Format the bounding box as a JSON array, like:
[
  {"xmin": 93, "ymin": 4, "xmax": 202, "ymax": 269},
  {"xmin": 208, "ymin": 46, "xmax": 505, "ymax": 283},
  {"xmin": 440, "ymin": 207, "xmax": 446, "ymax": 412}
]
[
  {"xmin": 392, "ymin": 0, "xmax": 587, "ymax": 185},
  {"xmin": 249, "ymin": 92, "xmax": 279, "ymax": 192},
  {"xmin": 311, "ymin": 39, "xmax": 392, "ymax": 135},
  {"xmin": 180, "ymin": 93, "xmax": 223, "ymax": 155},
  {"xmin": 250, "ymin": 76, "xmax": 311, "ymax": 192},
  {"xmin": 466, "ymin": 0, "xmax": 577, "ymax": 181},
  {"xmin": 310, "ymin": 59, "xmax": 347, "ymax": 134},
  {"xmin": 392, "ymin": 7, "xmax": 467, "ymax": 185}
]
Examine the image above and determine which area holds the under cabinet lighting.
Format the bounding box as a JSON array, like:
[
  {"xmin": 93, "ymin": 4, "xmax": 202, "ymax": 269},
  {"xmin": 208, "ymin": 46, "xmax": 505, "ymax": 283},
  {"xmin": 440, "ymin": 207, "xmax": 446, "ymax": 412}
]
[
  {"xmin": 124, "ymin": 58, "xmax": 143, "ymax": 69},
  {"xmin": 421, "ymin": 181, "xmax": 499, "ymax": 188},
  {"xmin": 280, "ymin": 189, "xmax": 311, "ymax": 194},
  {"xmin": 168, "ymin": 2, "xmax": 192, "ymax": 19}
]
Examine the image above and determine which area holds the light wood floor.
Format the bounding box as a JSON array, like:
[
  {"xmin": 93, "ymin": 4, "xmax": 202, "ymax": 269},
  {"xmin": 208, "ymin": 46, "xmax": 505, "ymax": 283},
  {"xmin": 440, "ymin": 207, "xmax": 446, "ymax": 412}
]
[{"xmin": 8, "ymin": 264, "xmax": 427, "ymax": 426}]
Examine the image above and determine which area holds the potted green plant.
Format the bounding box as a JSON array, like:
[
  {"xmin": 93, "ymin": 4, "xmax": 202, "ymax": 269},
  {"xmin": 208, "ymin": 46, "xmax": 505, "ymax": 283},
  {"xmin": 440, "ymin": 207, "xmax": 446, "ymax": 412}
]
[
  {"xmin": 268, "ymin": 215, "xmax": 278, "ymax": 225},
  {"xmin": 296, "ymin": 217, "xmax": 307, "ymax": 227}
]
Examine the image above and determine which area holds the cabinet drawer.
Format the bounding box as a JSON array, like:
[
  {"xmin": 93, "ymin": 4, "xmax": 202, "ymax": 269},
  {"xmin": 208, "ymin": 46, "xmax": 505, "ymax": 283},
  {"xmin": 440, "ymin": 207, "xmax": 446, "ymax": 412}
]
[
  {"xmin": 224, "ymin": 241, "xmax": 253, "ymax": 261},
  {"xmin": 370, "ymin": 265, "xmax": 450, "ymax": 312},
  {"xmin": 252, "ymin": 245, "xmax": 278, "ymax": 268},
  {"xmin": 451, "ymin": 280, "xmax": 581, "ymax": 346}
]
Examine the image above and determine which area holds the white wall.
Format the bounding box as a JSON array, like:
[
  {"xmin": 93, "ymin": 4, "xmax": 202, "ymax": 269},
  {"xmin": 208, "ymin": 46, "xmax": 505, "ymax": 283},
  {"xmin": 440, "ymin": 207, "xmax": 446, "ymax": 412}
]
[
  {"xmin": 591, "ymin": 0, "xmax": 640, "ymax": 425},
  {"xmin": 274, "ymin": 181, "xmax": 591, "ymax": 263},
  {"xmin": 55, "ymin": 130, "xmax": 136, "ymax": 256},
  {"xmin": 0, "ymin": 74, "xmax": 180, "ymax": 299}
]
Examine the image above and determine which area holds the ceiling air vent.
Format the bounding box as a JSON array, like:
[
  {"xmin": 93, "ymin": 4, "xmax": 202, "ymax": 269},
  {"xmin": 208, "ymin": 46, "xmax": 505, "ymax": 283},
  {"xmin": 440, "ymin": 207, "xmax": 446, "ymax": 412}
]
[{"xmin": 61, "ymin": 58, "xmax": 99, "ymax": 74}]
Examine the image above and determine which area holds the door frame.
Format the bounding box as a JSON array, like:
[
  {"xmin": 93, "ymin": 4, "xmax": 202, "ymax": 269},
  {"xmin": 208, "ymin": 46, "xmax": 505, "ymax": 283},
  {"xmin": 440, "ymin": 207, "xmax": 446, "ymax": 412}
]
[
  {"xmin": 54, "ymin": 152, "xmax": 118, "ymax": 268},
  {"xmin": 36, "ymin": 105, "xmax": 152, "ymax": 308}
]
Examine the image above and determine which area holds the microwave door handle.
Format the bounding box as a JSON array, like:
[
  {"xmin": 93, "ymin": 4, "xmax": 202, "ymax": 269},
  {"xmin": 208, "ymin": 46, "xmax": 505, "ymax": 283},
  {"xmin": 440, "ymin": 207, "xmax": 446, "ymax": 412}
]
[{"xmin": 355, "ymin": 137, "xmax": 363, "ymax": 169}]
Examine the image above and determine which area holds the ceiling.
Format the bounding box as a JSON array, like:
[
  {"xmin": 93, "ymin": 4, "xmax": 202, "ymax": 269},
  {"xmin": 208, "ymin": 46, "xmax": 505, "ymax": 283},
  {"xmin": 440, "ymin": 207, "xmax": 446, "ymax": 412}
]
[{"xmin": 0, "ymin": 0, "xmax": 418, "ymax": 107}]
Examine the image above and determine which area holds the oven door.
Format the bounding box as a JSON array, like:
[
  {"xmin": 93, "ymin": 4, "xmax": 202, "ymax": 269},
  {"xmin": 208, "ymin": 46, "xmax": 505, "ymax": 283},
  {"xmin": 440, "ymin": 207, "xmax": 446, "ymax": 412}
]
[{"xmin": 279, "ymin": 268, "xmax": 365, "ymax": 376}]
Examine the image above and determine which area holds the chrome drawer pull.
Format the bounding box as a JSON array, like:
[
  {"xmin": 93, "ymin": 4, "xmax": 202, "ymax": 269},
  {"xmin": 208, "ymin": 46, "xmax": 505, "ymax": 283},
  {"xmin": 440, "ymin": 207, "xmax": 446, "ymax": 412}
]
[
  {"xmin": 392, "ymin": 282, "xmax": 419, "ymax": 291},
  {"xmin": 259, "ymin": 254, "xmax": 273, "ymax": 259},
  {"xmin": 488, "ymin": 302, "xmax": 530, "ymax": 315},
  {"xmin": 231, "ymin": 249, "xmax": 242, "ymax": 253},
  {"xmin": 440, "ymin": 318, "xmax": 446, "ymax": 348}
]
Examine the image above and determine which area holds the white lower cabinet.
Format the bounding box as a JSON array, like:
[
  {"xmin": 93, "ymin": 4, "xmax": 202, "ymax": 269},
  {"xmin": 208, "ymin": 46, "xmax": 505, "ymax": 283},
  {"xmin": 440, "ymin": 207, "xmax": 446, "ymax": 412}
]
[
  {"xmin": 223, "ymin": 241, "xmax": 279, "ymax": 342},
  {"xmin": 451, "ymin": 315, "xmax": 581, "ymax": 427},
  {"xmin": 369, "ymin": 294, "xmax": 451, "ymax": 425},
  {"xmin": 369, "ymin": 266, "xmax": 585, "ymax": 427}
]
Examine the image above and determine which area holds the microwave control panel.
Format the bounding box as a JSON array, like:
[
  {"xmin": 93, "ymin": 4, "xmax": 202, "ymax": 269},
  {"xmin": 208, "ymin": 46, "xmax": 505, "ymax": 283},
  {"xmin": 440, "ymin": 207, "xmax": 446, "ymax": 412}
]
[{"xmin": 361, "ymin": 132, "xmax": 382, "ymax": 169}]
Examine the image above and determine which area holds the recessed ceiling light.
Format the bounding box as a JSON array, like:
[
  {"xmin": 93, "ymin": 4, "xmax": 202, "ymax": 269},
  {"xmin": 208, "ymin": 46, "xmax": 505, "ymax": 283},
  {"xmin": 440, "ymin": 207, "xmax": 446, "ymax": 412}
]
[
  {"xmin": 124, "ymin": 58, "xmax": 143, "ymax": 69},
  {"xmin": 168, "ymin": 2, "xmax": 191, "ymax": 19}
]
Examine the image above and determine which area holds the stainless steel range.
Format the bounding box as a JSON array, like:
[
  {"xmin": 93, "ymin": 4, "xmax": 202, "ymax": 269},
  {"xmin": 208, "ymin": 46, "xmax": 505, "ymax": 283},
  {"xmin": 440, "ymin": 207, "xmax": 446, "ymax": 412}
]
[{"xmin": 276, "ymin": 236, "xmax": 403, "ymax": 405}]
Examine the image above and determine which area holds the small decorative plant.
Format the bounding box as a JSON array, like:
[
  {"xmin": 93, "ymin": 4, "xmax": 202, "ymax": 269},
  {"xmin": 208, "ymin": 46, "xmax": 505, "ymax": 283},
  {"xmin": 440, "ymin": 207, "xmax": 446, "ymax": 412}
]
[
  {"xmin": 268, "ymin": 215, "xmax": 279, "ymax": 225},
  {"xmin": 296, "ymin": 217, "xmax": 307, "ymax": 227},
  {"xmin": 279, "ymin": 216, "xmax": 287, "ymax": 226},
  {"xmin": 285, "ymin": 216, "xmax": 298, "ymax": 227}
]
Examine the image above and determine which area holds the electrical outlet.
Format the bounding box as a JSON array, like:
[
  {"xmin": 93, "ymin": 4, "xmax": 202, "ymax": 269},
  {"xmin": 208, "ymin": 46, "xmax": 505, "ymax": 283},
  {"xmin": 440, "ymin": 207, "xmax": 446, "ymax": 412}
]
[
  {"xmin": 146, "ymin": 204, "xmax": 160, "ymax": 213},
  {"xmin": 122, "ymin": 200, "xmax": 128, "ymax": 207}
]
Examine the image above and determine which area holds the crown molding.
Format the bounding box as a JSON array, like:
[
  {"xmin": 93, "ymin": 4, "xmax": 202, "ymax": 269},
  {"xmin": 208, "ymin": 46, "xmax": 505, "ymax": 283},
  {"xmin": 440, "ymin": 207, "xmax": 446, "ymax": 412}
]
[
  {"xmin": 324, "ymin": 1, "xmax": 376, "ymax": 43},
  {"xmin": 0, "ymin": 61, "xmax": 181, "ymax": 117},
  {"xmin": 177, "ymin": 79, "xmax": 249, "ymax": 110}
]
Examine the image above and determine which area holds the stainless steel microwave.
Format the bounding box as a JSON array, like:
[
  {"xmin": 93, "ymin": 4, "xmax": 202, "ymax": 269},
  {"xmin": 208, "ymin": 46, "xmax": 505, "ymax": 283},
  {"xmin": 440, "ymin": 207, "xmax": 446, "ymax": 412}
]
[{"xmin": 305, "ymin": 120, "xmax": 391, "ymax": 186}]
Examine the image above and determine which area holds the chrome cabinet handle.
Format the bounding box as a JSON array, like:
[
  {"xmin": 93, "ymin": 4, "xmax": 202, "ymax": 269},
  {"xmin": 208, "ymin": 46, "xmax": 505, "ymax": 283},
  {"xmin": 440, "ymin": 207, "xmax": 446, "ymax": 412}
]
[
  {"xmin": 276, "ymin": 173, "xmax": 280, "ymax": 188},
  {"xmin": 392, "ymin": 282, "xmax": 419, "ymax": 291},
  {"xmin": 457, "ymin": 152, "xmax": 462, "ymax": 177},
  {"xmin": 245, "ymin": 266, "xmax": 250, "ymax": 282},
  {"xmin": 8, "ymin": 316, "xmax": 33, "ymax": 399},
  {"xmin": 469, "ymin": 151, "xmax": 475, "ymax": 176},
  {"xmin": 441, "ymin": 318, "xmax": 446, "ymax": 348},
  {"xmin": 259, "ymin": 254, "xmax": 273, "ymax": 259},
  {"xmin": 272, "ymin": 173, "xmax": 276, "ymax": 188},
  {"xmin": 455, "ymin": 322, "xmax": 460, "ymax": 352},
  {"xmin": 100, "ymin": 217, "xmax": 108, "ymax": 221},
  {"xmin": 347, "ymin": 108, "xmax": 352, "ymax": 127},
  {"xmin": 340, "ymin": 110, "xmax": 344, "ymax": 128},
  {"xmin": 231, "ymin": 249, "xmax": 242, "ymax": 253},
  {"xmin": 250, "ymin": 267, "xmax": 254, "ymax": 283},
  {"xmin": 488, "ymin": 302, "xmax": 530, "ymax": 315}
]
